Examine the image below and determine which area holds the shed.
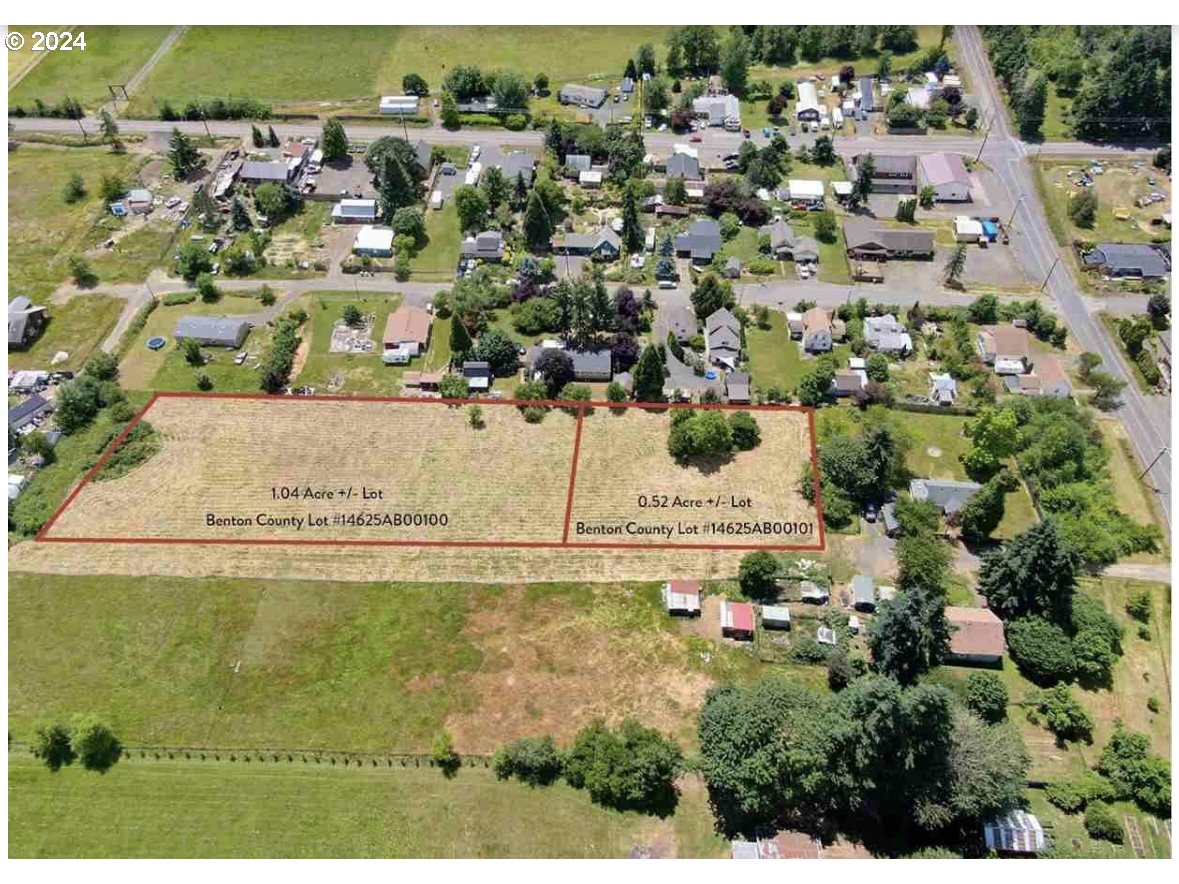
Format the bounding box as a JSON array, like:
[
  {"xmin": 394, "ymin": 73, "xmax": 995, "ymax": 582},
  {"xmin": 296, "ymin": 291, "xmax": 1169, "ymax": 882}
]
[
  {"xmin": 664, "ymin": 580, "xmax": 702, "ymax": 616},
  {"xmin": 851, "ymin": 574, "xmax": 876, "ymax": 611},
  {"xmin": 332, "ymin": 199, "xmax": 378, "ymax": 224},
  {"xmin": 127, "ymin": 188, "xmax": 153, "ymax": 213},
  {"xmin": 462, "ymin": 361, "xmax": 492, "ymax": 390},
  {"xmin": 725, "ymin": 371, "xmax": 750, "ymax": 404},
  {"xmin": 816, "ymin": 625, "xmax": 836, "ymax": 645},
  {"xmin": 173, "ymin": 316, "xmax": 250, "ymax": 348},
  {"xmin": 720, "ymin": 600, "xmax": 755, "ymax": 640},
  {"xmin": 579, "ymin": 170, "xmax": 603, "ymax": 188},
  {"xmin": 379, "ymin": 95, "xmax": 421, "ymax": 115},
  {"xmin": 848, "ymin": 615, "xmax": 861, "ymax": 635},
  {"xmin": 761, "ymin": 605, "xmax": 791, "ymax": 630},
  {"xmin": 881, "ymin": 503, "xmax": 900, "ymax": 537},
  {"xmin": 571, "ymin": 348, "xmax": 612, "ymax": 381},
  {"xmin": 983, "ymin": 811, "xmax": 1046, "ymax": 855},
  {"xmin": 799, "ymin": 581, "xmax": 828, "ymax": 604}
]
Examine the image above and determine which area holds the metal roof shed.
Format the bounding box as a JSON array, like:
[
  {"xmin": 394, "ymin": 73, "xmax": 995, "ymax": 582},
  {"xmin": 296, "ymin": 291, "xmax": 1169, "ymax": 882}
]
[
  {"xmin": 760, "ymin": 605, "xmax": 791, "ymax": 630},
  {"xmin": 983, "ymin": 811, "xmax": 1046, "ymax": 855},
  {"xmin": 851, "ymin": 574, "xmax": 876, "ymax": 611}
]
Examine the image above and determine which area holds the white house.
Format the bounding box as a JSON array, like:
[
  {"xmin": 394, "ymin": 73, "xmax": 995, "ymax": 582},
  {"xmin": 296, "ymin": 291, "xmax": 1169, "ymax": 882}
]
[
  {"xmin": 786, "ymin": 179, "xmax": 825, "ymax": 209},
  {"xmin": 802, "ymin": 306, "xmax": 832, "ymax": 353},
  {"xmin": 918, "ymin": 153, "xmax": 972, "ymax": 202},
  {"xmin": 352, "ymin": 225, "xmax": 395, "ymax": 258},
  {"xmin": 795, "ymin": 81, "xmax": 821, "ymax": 121},
  {"xmin": 864, "ymin": 314, "xmax": 912, "ymax": 355}
]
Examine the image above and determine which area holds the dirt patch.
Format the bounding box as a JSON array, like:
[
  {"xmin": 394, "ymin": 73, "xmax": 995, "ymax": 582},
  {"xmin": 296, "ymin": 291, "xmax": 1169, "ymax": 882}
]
[
  {"xmin": 289, "ymin": 335, "xmax": 311, "ymax": 380},
  {"xmin": 444, "ymin": 587, "xmax": 712, "ymax": 752}
]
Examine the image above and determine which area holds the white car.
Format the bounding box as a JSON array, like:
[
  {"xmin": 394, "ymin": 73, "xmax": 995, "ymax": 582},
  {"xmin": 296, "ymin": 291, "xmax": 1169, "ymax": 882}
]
[{"xmin": 470, "ymin": 145, "xmax": 481, "ymax": 161}]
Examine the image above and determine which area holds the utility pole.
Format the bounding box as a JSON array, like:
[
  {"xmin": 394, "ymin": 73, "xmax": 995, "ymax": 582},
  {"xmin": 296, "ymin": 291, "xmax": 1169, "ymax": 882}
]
[
  {"xmin": 1007, "ymin": 195, "xmax": 1024, "ymax": 227},
  {"xmin": 1138, "ymin": 446, "xmax": 1169, "ymax": 482},
  {"xmin": 974, "ymin": 117, "xmax": 992, "ymax": 163},
  {"xmin": 1040, "ymin": 256, "xmax": 1060, "ymax": 292},
  {"xmin": 74, "ymin": 117, "xmax": 87, "ymax": 143}
]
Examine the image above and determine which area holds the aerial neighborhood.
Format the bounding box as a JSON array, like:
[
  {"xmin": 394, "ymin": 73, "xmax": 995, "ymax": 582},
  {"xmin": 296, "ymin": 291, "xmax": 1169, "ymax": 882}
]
[{"xmin": 5, "ymin": 21, "xmax": 1173, "ymax": 864}]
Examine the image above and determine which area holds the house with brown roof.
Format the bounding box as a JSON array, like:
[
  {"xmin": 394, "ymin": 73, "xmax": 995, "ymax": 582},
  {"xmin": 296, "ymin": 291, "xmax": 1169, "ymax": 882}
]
[
  {"xmin": 945, "ymin": 606, "xmax": 1005, "ymax": 666},
  {"xmin": 802, "ymin": 306, "xmax": 832, "ymax": 352},
  {"xmin": 383, "ymin": 305, "xmax": 433, "ymax": 354},
  {"xmin": 1028, "ymin": 356, "xmax": 1072, "ymax": 398},
  {"xmin": 843, "ymin": 218, "xmax": 934, "ymax": 261},
  {"xmin": 976, "ymin": 324, "xmax": 1031, "ymax": 374}
]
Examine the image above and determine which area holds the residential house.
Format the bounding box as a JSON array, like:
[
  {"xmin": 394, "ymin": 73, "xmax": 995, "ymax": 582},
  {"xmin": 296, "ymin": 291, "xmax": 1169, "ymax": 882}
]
[
  {"xmin": 383, "ymin": 305, "xmax": 433, "ymax": 355},
  {"xmin": 127, "ymin": 188, "xmax": 153, "ymax": 214},
  {"xmin": 240, "ymin": 160, "xmax": 291, "ymax": 184},
  {"xmin": 663, "ymin": 579, "xmax": 702, "ymax": 616},
  {"xmin": 795, "ymin": 81, "xmax": 821, "ymax": 121},
  {"xmin": 720, "ymin": 599, "xmax": 755, "ymax": 640},
  {"xmin": 665, "ymin": 153, "xmax": 700, "ymax": 180},
  {"xmin": 555, "ymin": 227, "xmax": 622, "ymax": 261},
  {"xmin": 460, "ymin": 230, "xmax": 506, "ymax": 263},
  {"xmin": 571, "ymin": 348, "xmax": 613, "ymax": 381},
  {"xmin": 558, "ymin": 84, "xmax": 607, "ymax": 108},
  {"xmin": 564, "ymin": 154, "xmax": 592, "ymax": 178},
  {"xmin": 928, "ymin": 372, "xmax": 958, "ymax": 405},
  {"xmin": 831, "ymin": 369, "xmax": 866, "ymax": 397},
  {"xmin": 655, "ymin": 204, "xmax": 691, "ymax": 219},
  {"xmin": 8, "ymin": 394, "xmax": 52, "ymax": 433},
  {"xmin": 843, "ymin": 218, "xmax": 934, "ymax": 261},
  {"xmin": 858, "ymin": 76, "xmax": 876, "ymax": 113},
  {"xmin": 462, "ymin": 361, "xmax": 492, "ymax": 391},
  {"xmin": 1082, "ymin": 243, "xmax": 1169, "ymax": 279},
  {"xmin": 848, "ymin": 154, "xmax": 917, "ymax": 194},
  {"xmin": 802, "ymin": 306, "xmax": 833, "ymax": 353},
  {"xmin": 830, "ymin": 180, "xmax": 853, "ymax": 203},
  {"xmin": 455, "ymin": 97, "xmax": 498, "ymax": 114},
  {"xmin": 976, "ymin": 324, "xmax": 1031, "ymax": 374},
  {"xmin": 909, "ymin": 478, "xmax": 981, "ymax": 516},
  {"xmin": 332, "ymin": 199, "xmax": 378, "ymax": 224},
  {"xmin": 173, "ymin": 316, "xmax": 250, "ymax": 348},
  {"xmin": 786, "ymin": 179, "xmax": 825, "ymax": 209},
  {"xmin": 8, "ymin": 296, "xmax": 48, "ymax": 350},
  {"xmin": 983, "ymin": 811, "xmax": 1046, "ymax": 855},
  {"xmin": 725, "ymin": 371, "xmax": 751, "ymax": 404},
  {"xmin": 665, "ymin": 305, "xmax": 697, "ymax": 343},
  {"xmin": 945, "ymin": 606, "xmax": 1005, "ymax": 666},
  {"xmin": 918, "ymin": 153, "xmax": 972, "ymax": 202},
  {"xmin": 379, "ymin": 95, "xmax": 421, "ymax": 115},
  {"xmin": 863, "ymin": 314, "xmax": 913, "ymax": 355},
  {"xmin": 706, "ymin": 308, "xmax": 741, "ymax": 368},
  {"xmin": 692, "ymin": 94, "xmax": 741, "ymax": 131},
  {"xmin": 353, "ymin": 225, "xmax": 395, "ymax": 258},
  {"xmin": 1021, "ymin": 356, "xmax": 1073, "ymax": 398},
  {"xmin": 501, "ymin": 151, "xmax": 536, "ymax": 188},
  {"xmin": 675, "ymin": 218, "xmax": 723, "ymax": 263},
  {"xmin": 761, "ymin": 605, "xmax": 791, "ymax": 630},
  {"xmin": 851, "ymin": 574, "xmax": 876, "ymax": 612},
  {"xmin": 8, "ymin": 370, "xmax": 49, "ymax": 394}
]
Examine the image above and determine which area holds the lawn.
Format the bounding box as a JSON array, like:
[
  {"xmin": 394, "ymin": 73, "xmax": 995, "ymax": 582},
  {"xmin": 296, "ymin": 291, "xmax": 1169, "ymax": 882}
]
[
  {"xmin": 1026, "ymin": 789, "xmax": 1171, "ymax": 859},
  {"xmin": 412, "ymin": 200, "xmax": 462, "ymax": 280},
  {"xmin": 117, "ymin": 296, "xmax": 264, "ymax": 391},
  {"xmin": 88, "ymin": 220, "xmax": 181, "ymax": 285},
  {"xmin": 8, "ymin": 26, "xmax": 173, "ymax": 111},
  {"xmin": 8, "ymin": 25, "xmax": 64, "ymax": 86},
  {"xmin": 1034, "ymin": 159, "xmax": 1171, "ymax": 247},
  {"xmin": 745, "ymin": 309, "xmax": 806, "ymax": 391},
  {"xmin": 7, "ymin": 294, "xmax": 123, "ymax": 371},
  {"xmin": 1096, "ymin": 418, "xmax": 1169, "ymax": 553},
  {"xmin": 7, "ymin": 757, "xmax": 727, "ymax": 858},
  {"xmin": 8, "ymin": 145, "xmax": 145, "ymax": 298}
]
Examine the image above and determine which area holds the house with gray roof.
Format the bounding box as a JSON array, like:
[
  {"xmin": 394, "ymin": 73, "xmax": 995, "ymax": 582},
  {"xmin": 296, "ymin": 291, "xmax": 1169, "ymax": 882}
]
[
  {"xmin": 558, "ymin": 84, "xmax": 607, "ymax": 108},
  {"xmin": 864, "ymin": 314, "xmax": 913, "ymax": 354},
  {"xmin": 174, "ymin": 316, "xmax": 250, "ymax": 348},
  {"xmin": 910, "ymin": 478, "xmax": 981, "ymax": 516},
  {"xmin": 8, "ymin": 394, "xmax": 52, "ymax": 433},
  {"xmin": 706, "ymin": 307, "xmax": 741, "ymax": 367},
  {"xmin": 501, "ymin": 151, "xmax": 535, "ymax": 187},
  {"xmin": 848, "ymin": 154, "xmax": 917, "ymax": 193},
  {"xmin": 691, "ymin": 94, "xmax": 741, "ymax": 130},
  {"xmin": 851, "ymin": 574, "xmax": 876, "ymax": 611},
  {"xmin": 571, "ymin": 348, "xmax": 612, "ymax": 381},
  {"xmin": 460, "ymin": 230, "xmax": 505, "ymax": 262},
  {"xmin": 462, "ymin": 361, "xmax": 492, "ymax": 390},
  {"xmin": 1082, "ymin": 243, "xmax": 1169, "ymax": 279},
  {"xmin": 240, "ymin": 161, "xmax": 291, "ymax": 184},
  {"xmin": 843, "ymin": 218, "xmax": 934, "ymax": 260},
  {"xmin": 555, "ymin": 227, "xmax": 621, "ymax": 260},
  {"xmin": 8, "ymin": 296, "xmax": 47, "ymax": 349},
  {"xmin": 725, "ymin": 371, "xmax": 750, "ymax": 403},
  {"xmin": 675, "ymin": 218, "xmax": 723, "ymax": 263},
  {"xmin": 665, "ymin": 153, "xmax": 700, "ymax": 180},
  {"xmin": 758, "ymin": 219, "xmax": 817, "ymax": 262}
]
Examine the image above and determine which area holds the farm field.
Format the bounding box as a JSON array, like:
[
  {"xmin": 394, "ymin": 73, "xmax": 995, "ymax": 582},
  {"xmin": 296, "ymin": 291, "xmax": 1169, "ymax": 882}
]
[
  {"xmin": 8, "ymin": 26, "xmax": 173, "ymax": 111},
  {"xmin": 7, "ymin": 25, "xmax": 65, "ymax": 86},
  {"xmin": 1034, "ymin": 159, "xmax": 1171, "ymax": 246},
  {"xmin": 8, "ymin": 144, "xmax": 144, "ymax": 298},
  {"xmin": 7, "ymin": 757, "xmax": 726, "ymax": 859},
  {"xmin": 6, "ymin": 293, "xmax": 123, "ymax": 372}
]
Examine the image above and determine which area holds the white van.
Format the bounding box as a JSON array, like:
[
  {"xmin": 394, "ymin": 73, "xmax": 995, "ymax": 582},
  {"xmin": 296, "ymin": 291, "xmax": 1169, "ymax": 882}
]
[{"xmin": 658, "ymin": 280, "xmax": 676, "ymax": 289}]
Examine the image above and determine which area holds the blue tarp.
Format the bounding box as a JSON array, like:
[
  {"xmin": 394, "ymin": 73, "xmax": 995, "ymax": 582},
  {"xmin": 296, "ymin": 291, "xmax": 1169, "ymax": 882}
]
[{"xmin": 980, "ymin": 220, "xmax": 999, "ymax": 240}]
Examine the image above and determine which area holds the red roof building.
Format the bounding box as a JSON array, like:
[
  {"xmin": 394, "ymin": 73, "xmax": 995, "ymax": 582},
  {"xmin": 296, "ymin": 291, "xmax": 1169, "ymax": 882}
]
[
  {"xmin": 664, "ymin": 580, "xmax": 702, "ymax": 616},
  {"xmin": 721, "ymin": 599, "xmax": 755, "ymax": 640}
]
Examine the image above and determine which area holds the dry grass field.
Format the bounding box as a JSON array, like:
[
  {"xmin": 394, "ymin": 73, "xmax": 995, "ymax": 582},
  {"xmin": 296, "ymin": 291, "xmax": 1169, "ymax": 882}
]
[
  {"xmin": 569, "ymin": 407, "xmax": 819, "ymax": 547},
  {"xmin": 46, "ymin": 396, "xmax": 579, "ymax": 544}
]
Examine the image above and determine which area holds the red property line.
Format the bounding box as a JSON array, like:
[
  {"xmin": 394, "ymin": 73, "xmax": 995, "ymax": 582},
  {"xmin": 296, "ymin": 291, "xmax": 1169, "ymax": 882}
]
[{"xmin": 36, "ymin": 391, "xmax": 826, "ymax": 552}]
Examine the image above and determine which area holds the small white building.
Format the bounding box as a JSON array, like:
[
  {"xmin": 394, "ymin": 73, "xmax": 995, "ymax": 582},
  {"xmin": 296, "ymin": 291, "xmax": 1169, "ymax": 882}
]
[
  {"xmin": 761, "ymin": 605, "xmax": 792, "ymax": 630},
  {"xmin": 786, "ymin": 179, "xmax": 825, "ymax": 208},
  {"xmin": 352, "ymin": 225, "xmax": 395, "ymax": 258},
  {"xmin": 579, "ymin": 170, "xmax": 603, "ymax": 189},
  {"xmin": 954, "ymin": 216, "xmax": 984, "ymax": 242},
  {"xmin": 663, "ymin": 580, "xmax": 702, "ymax": 616},
  {"xmin": 332, "ymin": 199, "xmax": 378, "ymax": 224},
  {"xmin": 429, "ymin": 190, "xmax": 444, "ymax": 210},
  {"xmin": 380, "ymin": 95, "xmax": 421, "ymax": 115}
]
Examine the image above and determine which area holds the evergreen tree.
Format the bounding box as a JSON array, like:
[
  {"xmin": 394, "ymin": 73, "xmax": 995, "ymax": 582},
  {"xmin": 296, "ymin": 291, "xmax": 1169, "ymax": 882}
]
[
  {"xmin": 230, "ymin": 198, "xmax": 251, "ymax": 231},
  {"xmin": 632, "ymin": 344, "xmax": 666, "ymax": 402},
  {"xmin": 480, "ymin": 165, "xmax": 509, "ymax": 210},
  {"xmin": 379, "ymin": 154, "xmax": 417, "ymax": 219},
  {"xmin": 944, "ymin": 244, "xmax": 968, "ymax": 287},
  {"xmin": 266, "ymin": 125, "xmax": 280, "ymax": 147},
  {"xmin": 868, "ymin": 588, "xmax": 952, "ymax": 685},
  {"xmin": 620, "ymin": 183, "xmax": 643, "ymax": 252},
  {"xmin": 98, "ymin": 109, "xmax": 119, "ymax": 143},
  {"xmin": 546, "ymin": 118, "xmax": 565, "ymax": 160},
  {"xmin": 512, "ymin": 171, "xmax": 529, "ymax": 210},
  {"xmin": 589, "ymin": 274, "xmax": 614, "ymax": 336},
  {"xmin": 167, "ymin": 128, "xmax": 202, "ymax": 180},
  {"xmin": 523, "ymin": 189, "xmax": 554, "ymax": 249},
  {"xmin": 321, "ymin": 117, "xmax": 348, "ymax": 161},
  {"xmin": 978, "ymin": 520, "xmax": 1079, "ymax": 625},
  {"xmin": 251, "ymin": 124, "xmax": 264, "ymax": 148},
  {"xmin": 852, "ymin": 153, "xmax": 876, "ymax": 206}
]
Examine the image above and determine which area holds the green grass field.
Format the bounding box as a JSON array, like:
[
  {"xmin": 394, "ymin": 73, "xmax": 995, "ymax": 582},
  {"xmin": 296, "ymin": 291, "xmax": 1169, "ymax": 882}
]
[
  {"xmin": 8, "ymin": 145, "xmax": 145, "ymax": 298},
  {"xmin": 8, "ymin": 26, "xmax": 173, "ymax": 111},
  {"xmin": 7, "ymin": 756, "xmax": 727, "ymax": 858},
  {"xmin": 746, "ymin": 310, "xmax": 806, "ymax": 391},
  {"xmin": 413, "ymin": 201, "xmax": 462, "ymax": 280},
  {"xmin": 7, "ymin": 294, "xmax": 123, "ymax": 372}
]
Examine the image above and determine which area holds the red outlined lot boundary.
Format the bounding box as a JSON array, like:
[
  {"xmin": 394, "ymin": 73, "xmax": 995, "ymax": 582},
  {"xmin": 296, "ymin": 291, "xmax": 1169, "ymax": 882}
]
[{"xmin": 36, "ymin": 392, "xmax": 826, "ymax": 552}]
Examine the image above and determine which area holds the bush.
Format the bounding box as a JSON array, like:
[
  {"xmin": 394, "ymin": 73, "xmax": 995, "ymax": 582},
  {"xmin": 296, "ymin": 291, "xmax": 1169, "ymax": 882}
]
[
  {"xmin": 738, "ymin": 551, "xmax": 779, "ymax": 601},
  {"xmin": 1084, "ymin": 801, "xmax": 1124, "ymax": 843},
  {"xmin": 562, "ymin": 719, "xmax": 682, "ymax": 814},
  {"xmin": 1097, "ymin": 723, "xmax": 1172, "ymax": 816},
  {"xmin": 1125, "ymin": 589, "xmax": 1152, "ymax": 623},
  {"xmin": 1006, "ymin": 616, "xmax": 1075, "ymax": 686},
  {"xmin": 32, "ymin": 722, "xmax": 76, "ymax": 771},
  {"xmin": 503, "ymin": 113, "xmax": 528, "ymax": 131},
  {"xmin": 70, "ymin": 715, "xmax": 121, "ymax": 771},
  {"xmin": 963, "ymin": 672, "xmax": 1008, "ymax": 723},
  {"xmin": 492, "ymin": 736, "xmax": 564, "ymax": 786},
  {"xmin": 1044, "ymin": 773, "xmax": 1115, "ymax": 814},
  {"xmin": 432, "ymin": 731, "xmax": 461, "ymax": 778},
  {"xmin": 728, "ymin": 411, "xmax": 761, "ymax": 450},
  {"xmin": 1033, "ymin": 684, "xmax": 1094, "ymax": 744},
  {"xmin": 162, "ymin": 291, "xmax": 198, "ymax": 305}
]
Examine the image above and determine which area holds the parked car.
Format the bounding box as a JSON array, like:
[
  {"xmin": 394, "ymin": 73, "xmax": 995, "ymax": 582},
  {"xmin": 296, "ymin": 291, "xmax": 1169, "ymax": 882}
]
[
  {"xmin": 864, "ymin": 503, "xmax": 878, "ymax": 523},
  {"xmin": 689, "ymin": 135, "xmax": 703, "ymax": 143}
]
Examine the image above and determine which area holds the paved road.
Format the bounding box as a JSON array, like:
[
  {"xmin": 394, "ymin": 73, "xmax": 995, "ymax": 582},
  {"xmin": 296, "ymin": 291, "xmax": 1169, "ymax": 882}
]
[{"xmin": 954, "ymin": 24, "xmax": 1170, "ymax": 526}]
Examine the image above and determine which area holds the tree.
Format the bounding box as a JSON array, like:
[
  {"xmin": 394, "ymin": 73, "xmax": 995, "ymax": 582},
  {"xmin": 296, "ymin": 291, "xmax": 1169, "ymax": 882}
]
[
  {"xmin": 963, "ymin": 672, "xmax": 1009, "ymax": 723},
  {"xmin": 865, "ymin": 353, "xmax": 889, "ymax": 382},
  {"xmin": 492, "ymin": 71, "xmax": 531, "ymax": 113},
  {"xmin": 896, "ymin": 532, "xmax": 952, "ymax": 592},
  {"xmin": 979, "ymin": 520, "xmax": 1078, "ymax": 625},
  {"xmin": 392, "ymin": 207, "xmax": 426, "ymax": 242},
  {"xmin": 402, "ymin": 73, "xmax": 429, "ymax": 96},
  {"xmin": 720, "ymin": 29, "xmax": 751, "ymax": 97},
  {"xmin": 812, "ymin": 135, "xmax": 836, "ymax": 166},
  {"xmin": 620, "ymin": 184, "xmax": 644, "ymax": 252},
  {"xmin": 797, "ymin": 357, "xmax": 836, "ymax": 406},
  {"xmin": 738, "ymin": 551, "xmax": 779, "ymax": 601},
  {"xmin": 1034, "ymin": 684, "xmax": 1094, "ymax": 744},
  {"xmin": 1084, "ymin": 801, "xmax": 1125, "ymax": 843},
  {"xmin": 321, "ymin": 117, "xmax": 348, "ymax": 161},
  {"xmin": 1014, "ymin": 69, "xmax": 1048, "ymax": 140},
  {"xmin": 632, "ymin": 344, "xmax": 666, "ymax": 402},
  {"xmin": 1146, "ymin": 292, "xmax": 1170, "ymax": 329},
  {"xmin": 266, "ymin": 125, "xmax": 280, "ymax": 147},
  {"xmin": 729, "ymin": 412, "xmax": 761, "ymax": 450},
  {"xmin": 534, "ymin": 349, "xmax": 575, "ymax": 397},
  {"xmin": 852, "ymin": 152, "xmax": 875, "ymax": 206},
  {"xmin": 341, "ymin": 304, "xmax": 363, "ymax": 328},
  {"xmin": 690, "ymin": 274, "xmax": 734, "ymax": 320},
  {"xmin": 919, "ymin": 185, "xmax": 936, "ymax": 209},
  {"xmin": 378, "ymin": 154, "xmax": 417, "ymax": 219},
  {"xmin": 32, "ymin": 722, "xmax": 76, "ymax": 771},
  {"xmin": 98, "ymin": 109, "xmax": 120, "ymax": 145},
  {"xmin": 196, "ymin": 272, "xmax": 219, "ymax": 303},
  {"xmin": 432, "ymin": 731, "xmax": 461, "ymax": 778},
  {"xmin": 533, "ymin": 72, "xmax": 549, "ymax": 94},
  {"xmin": 254, "ymin": 182, "xmax": 289, "ymax": 220},
  {"xmin": 868, "ymin": 588, "xmax": 951, "ymax": 685},
  {"xmin": 451, "ymin": 185, "xmax": 488, "ymax": 235},
  {"xmin": 947, "ymin": 711, "xmax": 1030, "ymax": 821},
  {"xmin": 175, "ymin": 241, "xmax": 213, "ymax": 281},
  {"xmin": 230, "ymin": 198, "xmax": 251, "ymax": 231},
  {"xmin": 167, "ymin": 128, "xmax": 203, "ymax": 179},
  {"xmin": 668, "ymin": 410, "xmax": 733, "ymax": 462},
  {"xmin": 439, "ymin": 373, "xmax": 469, "ymax": 399},
  {"xmin": 251, "ymin": 124, "xmax": 264, "ymax": 148},
  {"xmin": 956, "ymin": 470, "xmax": 1017, "ymax": 544},
  {"xmin": 963, "ymin": 406, "xmax": 1018, "ymax": 481},
  {"xmin": 468, "ymin": 331, "xmax": 516, "ymax": 379},
  {"xmin": 1006, "ymin": 616, "xmax": 1076, "ymax": 685},
  {"xmin": 964, "ymin": 106, "xmax": 979, "ymax": 130},
  {"xmin": 70, "ymin": 715, "xmax": 121, "ymax": 771},
  {"xmin": 813, "ymin": 210, "xmax": 837, "ymax": 243},
  {"xmin": 895, "ymin": 198, "xmax": 917, "ymax": 223},
  {"xmin": 1097, "ymin": 723, "xmax": 1172, "ymax": 817},
  {"xmin": 62, "ymin": 173, "xmax": 86, "ymax": 203},
  {"xmin": 664, "ymin": 177, "xmax": 688, "ymax": 206},
  {"xmin": 440, "ymin": 93, "xmax": 460, "ymax": 128},
  {"xmin": 1088, "ymin": 369, "xmax": 1126, "ymax": 411},
  {"xmin": 522, "ymin": 189, "xmax": 554, "ymax": 250},
  {"xmin": 449, "ymin": 315, "xmax": 474, "ymax": 359},
  {"xmin": 493, "ymin": 735, "xmax": 564, "ymax": 786},
  {"xmin": 563, "ymin": 719, "xmax": 683, "ymax": 814},
  {"xmin": 636, "ymin": 42, "xmax": 657, "ymax": 76},
  {"xmin": 180, "ymin": 337, "xmax": 204, "ymax": 367},
  {"xmin": 67, "ymin": 255, "xmax": 97, "ymax": 288},
  {"xmin": 1068, "ymin": 189, "xmax": 1098, "ymax": 228}
]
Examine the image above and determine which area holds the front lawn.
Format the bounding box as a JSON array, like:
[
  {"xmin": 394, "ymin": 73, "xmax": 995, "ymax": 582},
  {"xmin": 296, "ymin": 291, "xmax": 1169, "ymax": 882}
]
[
  {"xmin": 7, "ymin": 294, "xmax": 123, "ymax": 372},
  {"xmin": 412, "ymin": 200, "xmax": 462, "ymax": 280},
  {"xmin": 745, "ymin": 309, "xmax": 806, "ymax": 391}
]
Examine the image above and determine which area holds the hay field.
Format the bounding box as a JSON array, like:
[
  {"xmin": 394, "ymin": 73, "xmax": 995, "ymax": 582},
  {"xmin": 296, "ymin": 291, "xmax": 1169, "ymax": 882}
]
[
  {"xmin": 46, "ymin": 396, "xmax": 578, "ymax": 544},
  {"xmin": 569, "ymin": 407, "xmax": 819, "ymax": 547}
]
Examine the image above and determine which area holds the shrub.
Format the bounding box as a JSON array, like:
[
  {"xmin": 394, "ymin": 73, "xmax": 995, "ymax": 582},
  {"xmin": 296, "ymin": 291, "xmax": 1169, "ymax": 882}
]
[
  {"xmin": 492, "ymin": 736, "xmax": 564, "ymax": 786},
  {"xmin": 963, "ymin": 671, "xmax": 1008, "ymax": 723},
  {"xmin": 1044, "ymin": 773, "xmax": 1115, "ymax": 814},
  {"xmin": 728, "ymin": 411, "xmax": 761, "ymax": 450},
  {"xmin": 503, "ymin": 113, "xmax": 528, "ymax": 131},
  {"xmin": 1125, "ymin": 589, "xmax": 1152, "ymax": 623},
  {"xmin": 32, "ymin": 722, "xmax": 76, "ymax": 771},
  {"xmin": 1006, "ymin": 616, "xmax": 1075, "ymax": 685},
  {"xmin": 1097, "ymin": 723, "xmax": 1172, "ymax": 816},
  {"xmin": 1084, "ymin": 802, "xmax": 1124, "ymax": 843},
  {"xmin": 738, "ymin": 551, "xmax": 779, "ymax": 601},
  {"xmin": 162, "ymin": 291, "xmax": 198, "ymax": 306},
  {"xmin": 1033, "ymin": 684, "xmax": 1094, "ymax": 744},
  {"xmin": 563, "ymin": 719, "xmax": 682, "ymax": 814},
  {"xmin": 432, "ymin": 731, "xmax": 461, "ymax": 778},
  {"xmin": 196, "ymin": 373, "xmax": 213, "ymax": 391},
  {"xmin": 1146, "ymin": 696, "xmax": 1160, "ymax": 713}
]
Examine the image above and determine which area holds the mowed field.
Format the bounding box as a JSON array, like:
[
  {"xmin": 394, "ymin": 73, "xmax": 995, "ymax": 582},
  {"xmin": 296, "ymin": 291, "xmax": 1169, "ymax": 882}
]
[
  {"xmin": 46, "ymin": 396, "xmax": 580, "ymax": 544},
  {"xmin": 569, "ymin": 407, "xmax": 820, "ymax": 546},
  {"xmin": 8, "ymin": 758, "xmax": 726, "ymax": 858}
]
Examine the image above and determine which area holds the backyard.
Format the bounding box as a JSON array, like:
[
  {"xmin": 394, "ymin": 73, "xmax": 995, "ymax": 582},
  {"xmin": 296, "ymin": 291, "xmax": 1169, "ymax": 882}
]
[
  {"xmin": 412, "ymin": 201, "xmax": 462, "ymax": 281},
  {"xmin": 7, "ymin": 294, "xmax": 123, "ymax": 372}
]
